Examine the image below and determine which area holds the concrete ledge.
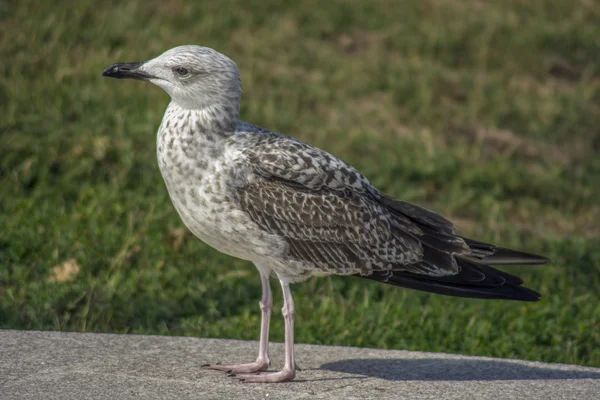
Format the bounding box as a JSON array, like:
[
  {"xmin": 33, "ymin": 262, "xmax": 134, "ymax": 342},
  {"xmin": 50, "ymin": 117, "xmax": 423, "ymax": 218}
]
[{"xmin": 1, "ymin": 330, "xmax": 599, "ymax": 399}]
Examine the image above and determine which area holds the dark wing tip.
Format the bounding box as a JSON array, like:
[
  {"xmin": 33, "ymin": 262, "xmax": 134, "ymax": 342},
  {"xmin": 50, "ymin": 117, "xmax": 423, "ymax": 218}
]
[
  {"xmin": 358, "ymin": 272, "xmax": 542, "ymax": 302},
  {"xmin": 463, "ymin": 238, "xmax": 551, "ymax": 266},
  {"xmin": 357, "ymin": 256, "xmax": 543, "ymax": 302}
]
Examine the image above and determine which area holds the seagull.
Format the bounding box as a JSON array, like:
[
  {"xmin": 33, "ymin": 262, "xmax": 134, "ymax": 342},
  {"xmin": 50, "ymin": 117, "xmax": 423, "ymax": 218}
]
[{"xmin": 103, "ymin": 45, "xmax": 550, "ymax": 383}]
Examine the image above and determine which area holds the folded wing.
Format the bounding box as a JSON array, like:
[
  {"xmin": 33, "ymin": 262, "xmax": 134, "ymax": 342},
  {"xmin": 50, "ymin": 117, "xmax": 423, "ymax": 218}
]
[{"xmin": 235, "ymin": 136, "xmax": 548, "ymax": 299}]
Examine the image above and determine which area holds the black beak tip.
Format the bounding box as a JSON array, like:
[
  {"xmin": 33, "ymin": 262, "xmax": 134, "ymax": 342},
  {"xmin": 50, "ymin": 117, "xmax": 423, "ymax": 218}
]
[
  {"xmin": 102, "ymin": 62, "xmax": 146, "ymax": 79},
  {"xmin": 102, "ymin": 64, "xmax": 120, "ymax": 77}
]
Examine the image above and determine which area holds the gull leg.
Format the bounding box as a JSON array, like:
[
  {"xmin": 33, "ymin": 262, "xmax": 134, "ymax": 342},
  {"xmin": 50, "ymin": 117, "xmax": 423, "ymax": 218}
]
[
  {"xmin": 203, "ymin": 268, "xmax": 272, "ymax": 374},
  {"xmin": 235, "ymin": 279, "xmax": 296, "ymax": 383}
]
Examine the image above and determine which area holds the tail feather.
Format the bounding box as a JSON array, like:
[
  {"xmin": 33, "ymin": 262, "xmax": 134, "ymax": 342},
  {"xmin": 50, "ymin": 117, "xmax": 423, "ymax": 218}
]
[
  {"xmin": 370, "ymin": 192, "xmax": 549, "ymax": 301},
  {"xmin": 358, "ymin": 246, "xmax": 547, "ymax": 302},
  {"xmin": 461, "ymin": 237, "xmax": 550, "ymax": 265},
  {"xmin": 360, "ymin": 271, "xmax": 541, "ymax": 301}
]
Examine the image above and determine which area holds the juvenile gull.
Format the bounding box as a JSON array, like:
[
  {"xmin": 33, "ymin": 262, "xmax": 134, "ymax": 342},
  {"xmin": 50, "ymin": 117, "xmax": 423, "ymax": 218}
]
[{"xmin": 102, "ymin": 45, "xmax": 550, "ymax": 383}]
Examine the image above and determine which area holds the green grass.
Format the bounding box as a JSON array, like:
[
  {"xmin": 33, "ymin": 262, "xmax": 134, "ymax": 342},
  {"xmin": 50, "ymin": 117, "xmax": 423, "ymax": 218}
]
[{"xmin": 1, "ymin": 0, "xmax": 599, "ymax": 367}]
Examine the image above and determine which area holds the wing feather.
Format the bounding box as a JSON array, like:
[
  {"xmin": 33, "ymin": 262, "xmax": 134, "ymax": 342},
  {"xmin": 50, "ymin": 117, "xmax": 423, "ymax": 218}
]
[
  {"xmin": 236, "ymin": 138, "xmax": 465, "ymax": 277},
  {"xmin": 237, "ymin": 179, "xmax": 427, "ymax": 275},
  {"xmin": 232, "ymin": 135, "xmax": 547, "ymax": 298}
]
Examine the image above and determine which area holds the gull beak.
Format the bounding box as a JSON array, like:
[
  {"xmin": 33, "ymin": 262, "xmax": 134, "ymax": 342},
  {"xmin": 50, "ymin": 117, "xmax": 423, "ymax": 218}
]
[{"xmin": 102, "ymin": 62, "xmax": 153, "ymax": 80}]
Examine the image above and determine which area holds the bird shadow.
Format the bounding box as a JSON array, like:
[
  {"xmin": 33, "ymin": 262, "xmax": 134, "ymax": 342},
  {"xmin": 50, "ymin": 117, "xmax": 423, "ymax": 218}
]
[{"xmin": 319, "ymin": 358, "xmax": 600, "ymax": 381}]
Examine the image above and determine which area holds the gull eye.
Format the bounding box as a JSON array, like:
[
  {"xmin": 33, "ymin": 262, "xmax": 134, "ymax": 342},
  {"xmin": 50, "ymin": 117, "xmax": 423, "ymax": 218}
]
[{"xmin": 174, "ymin": 67, "xmax": 189, "ymax": 76}]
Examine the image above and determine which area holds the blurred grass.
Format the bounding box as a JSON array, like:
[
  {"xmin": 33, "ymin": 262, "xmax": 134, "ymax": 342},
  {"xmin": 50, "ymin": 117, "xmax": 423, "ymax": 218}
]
[{"xmin": 1, "ymin": 0, "xmax": 599, "ymax": 367}]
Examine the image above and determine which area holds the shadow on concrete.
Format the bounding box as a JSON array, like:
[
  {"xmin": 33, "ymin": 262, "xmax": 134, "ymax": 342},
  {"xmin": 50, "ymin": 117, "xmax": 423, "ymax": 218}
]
[{"xmin": 319, "ymin": 358, "xmax": 600, "ymax": 381}]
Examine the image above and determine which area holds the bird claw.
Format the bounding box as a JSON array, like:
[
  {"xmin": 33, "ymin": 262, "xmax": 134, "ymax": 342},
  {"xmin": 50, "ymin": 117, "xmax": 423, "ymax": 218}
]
[
  {"xmin": 234, "ymin": 369, "xmax": 295, "ymax": 383},
  {"xmin": 202, "ymin": 360, "xmax": 269, "ymax": 374}
]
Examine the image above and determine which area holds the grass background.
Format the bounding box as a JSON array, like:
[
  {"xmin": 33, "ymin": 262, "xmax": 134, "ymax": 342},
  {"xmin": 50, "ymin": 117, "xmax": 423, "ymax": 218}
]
[{"xmin": 1, "ymin": 0, "xmax": 599, "ymax": 367}]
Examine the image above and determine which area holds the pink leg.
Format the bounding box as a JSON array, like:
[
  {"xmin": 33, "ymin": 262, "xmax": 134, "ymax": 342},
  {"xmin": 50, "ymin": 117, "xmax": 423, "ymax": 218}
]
[
  {"xmin": 235, "ymin": 280, "xmax": 296, "ymax": 383},
  {"xmin": 203, "ymin": 268, "xmax": 272, "ymax": 374}
]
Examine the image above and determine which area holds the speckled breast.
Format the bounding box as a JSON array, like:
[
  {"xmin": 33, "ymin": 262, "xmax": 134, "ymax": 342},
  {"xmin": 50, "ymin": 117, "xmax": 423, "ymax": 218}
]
[{"xmin": 155, "ymin": 109, "xmax": 286, "ymax": 263}]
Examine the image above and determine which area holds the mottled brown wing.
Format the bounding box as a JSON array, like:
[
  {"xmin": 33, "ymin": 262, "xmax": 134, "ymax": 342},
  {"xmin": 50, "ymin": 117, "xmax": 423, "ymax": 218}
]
[
  {"xmin": 237, "ymin": 178, "xmax": 430, "ymax": 275},
  {"xmin": 234, "ymin": 136, "xmax": 547, "ymax": 300},
  {"xmin": 235, "ymin": 137, "xmax": 473, "ymax": 276}
]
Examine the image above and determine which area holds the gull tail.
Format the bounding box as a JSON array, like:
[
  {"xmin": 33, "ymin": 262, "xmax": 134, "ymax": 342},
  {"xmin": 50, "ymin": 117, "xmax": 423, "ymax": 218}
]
[
  {"xmin": 359, "ymin": 251, "xmax": 549, "ymax": 302},
  {"xmin": 460, "ymin": 237, "xmax": 550, "ymax": 265}
]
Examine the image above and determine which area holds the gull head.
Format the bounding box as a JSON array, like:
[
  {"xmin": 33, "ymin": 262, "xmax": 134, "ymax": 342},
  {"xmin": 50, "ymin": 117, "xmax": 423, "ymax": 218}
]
[{"xmin": 103, "ymin": 45, "xmax": 242, "ymax": 112}]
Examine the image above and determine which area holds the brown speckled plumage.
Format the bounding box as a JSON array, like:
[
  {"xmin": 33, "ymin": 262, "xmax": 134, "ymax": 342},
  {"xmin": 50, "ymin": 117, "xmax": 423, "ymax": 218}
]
[{"xmin": 103, "ymin": 45, "xmax": 550, "ymax": 382}]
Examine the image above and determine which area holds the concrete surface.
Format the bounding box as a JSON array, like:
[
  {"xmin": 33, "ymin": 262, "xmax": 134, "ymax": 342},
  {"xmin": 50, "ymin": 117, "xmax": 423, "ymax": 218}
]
[{"xmin": 1, "ymin": 330, "xmax": 599, "ymax": 399}]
